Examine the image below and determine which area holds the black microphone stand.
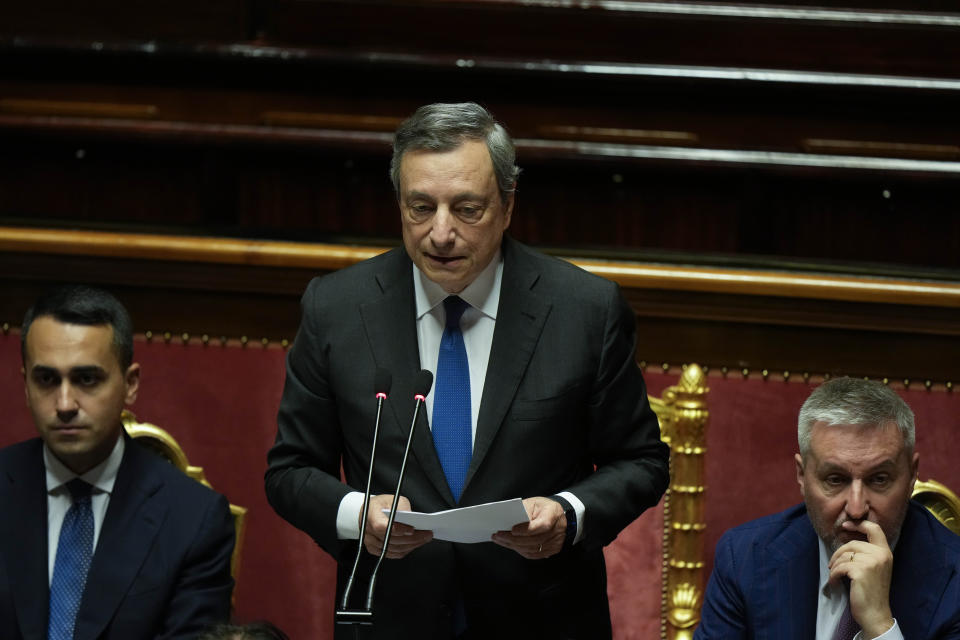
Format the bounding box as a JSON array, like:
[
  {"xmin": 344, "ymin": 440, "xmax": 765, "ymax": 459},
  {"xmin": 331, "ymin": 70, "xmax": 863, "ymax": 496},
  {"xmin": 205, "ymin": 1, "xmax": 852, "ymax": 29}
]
[
  {"xmin": 336, "ymin": 368, "xmax": 392, "ymax": 628},
  {"xmin": 336, "ymin": 369, "xmax": 433, "ymax": 631},
  {"xmin": 365, "ymin": 370, "xmax": 433, "ymax": 611}
]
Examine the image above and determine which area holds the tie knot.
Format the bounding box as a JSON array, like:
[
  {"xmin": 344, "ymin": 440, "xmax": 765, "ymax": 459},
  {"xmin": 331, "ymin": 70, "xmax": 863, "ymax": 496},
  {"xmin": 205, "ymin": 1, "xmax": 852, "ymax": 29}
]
[
  {"xmin": 443, "ymin": 296, "xmax": 469, "ymax": 329},
  {"xmin": 66, "ymin": 478, "xmax": 93, "ymax": 502}
]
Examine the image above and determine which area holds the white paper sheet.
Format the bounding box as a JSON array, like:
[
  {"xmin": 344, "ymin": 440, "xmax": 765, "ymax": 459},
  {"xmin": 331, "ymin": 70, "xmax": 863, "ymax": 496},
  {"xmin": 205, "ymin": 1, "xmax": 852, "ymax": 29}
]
[{"xmin": 384, "ymin": 498, "xmax": 530, "ymax": 543}]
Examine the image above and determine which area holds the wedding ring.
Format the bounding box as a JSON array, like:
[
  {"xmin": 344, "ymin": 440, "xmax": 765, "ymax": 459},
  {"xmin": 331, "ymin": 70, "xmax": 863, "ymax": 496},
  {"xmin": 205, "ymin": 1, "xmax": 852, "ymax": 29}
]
[{"xmin": 538, "ymin": 543, "xmax": 543, "ymax": 552}]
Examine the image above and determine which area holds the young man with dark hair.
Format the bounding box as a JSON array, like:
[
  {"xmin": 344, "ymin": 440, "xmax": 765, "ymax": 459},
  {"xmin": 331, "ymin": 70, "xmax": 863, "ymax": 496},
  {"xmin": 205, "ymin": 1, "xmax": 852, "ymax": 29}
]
[{"xmin": 0, "ymin": 285, "xmax": 235, "ymax": 640}]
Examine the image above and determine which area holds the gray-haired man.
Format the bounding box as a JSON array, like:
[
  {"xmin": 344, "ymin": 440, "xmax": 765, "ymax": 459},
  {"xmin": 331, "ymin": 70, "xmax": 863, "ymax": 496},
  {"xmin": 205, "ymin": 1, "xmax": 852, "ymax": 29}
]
[
  {"xmin": 696, "ymin": 377, "xmax": 960, "ymax": 640},
  {"xmin": 266, "ymin": 102, "xmax": 669, "ymax": 639}
]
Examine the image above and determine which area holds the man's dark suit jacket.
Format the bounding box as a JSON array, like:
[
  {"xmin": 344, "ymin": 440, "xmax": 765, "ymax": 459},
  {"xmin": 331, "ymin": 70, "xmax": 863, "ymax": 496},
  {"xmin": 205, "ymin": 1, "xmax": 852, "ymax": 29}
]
[
  {"xmin": 265, "ymin": 236, "xmax": 670, "ymax": 639},
  {"xmin": 0, "ymin": 435, "xmax": 235, "ymax": 640},
  {"xmin": 695, "ymin": 501, "xmax": 960, "ymax": 639}
]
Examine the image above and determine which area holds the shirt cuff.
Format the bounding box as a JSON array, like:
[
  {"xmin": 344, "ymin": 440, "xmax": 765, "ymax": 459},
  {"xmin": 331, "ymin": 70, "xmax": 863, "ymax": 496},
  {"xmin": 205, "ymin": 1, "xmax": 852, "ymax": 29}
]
[
  {"xmin": 556, "ymin": 490, "xmax": 585, "ymax": 544},
  {"xmin": 336, "ymin": 491, "xmax": 365, "ymax": 540},
  {"xmin": 853, "ymin": 619, "xmax": 901, "ymax": 640}
]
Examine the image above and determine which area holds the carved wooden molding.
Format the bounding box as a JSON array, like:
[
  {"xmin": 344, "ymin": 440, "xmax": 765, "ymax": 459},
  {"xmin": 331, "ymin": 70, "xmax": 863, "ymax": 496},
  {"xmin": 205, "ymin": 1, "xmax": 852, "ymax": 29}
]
[{"xmin": 2, "ymin": 226, "xmax": 958, "ymax": 308}]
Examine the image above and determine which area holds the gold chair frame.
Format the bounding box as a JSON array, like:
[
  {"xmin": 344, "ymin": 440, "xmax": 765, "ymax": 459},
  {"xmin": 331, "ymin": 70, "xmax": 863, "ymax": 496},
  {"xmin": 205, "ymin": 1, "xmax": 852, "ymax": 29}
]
[
  {"xmin": 121, "ymin": 410, "xmax": 248, "ymax": 594},
  {"xmin": 913, "ymin": 478, "xmax": 960, "ymax": 536},
  {"xmin": 650, "ymin": 364, "xmax": 709, "ymax": 640},
  {"xmin": 645, "ymin": 369, "xmax": 960, "ymax": 639}
]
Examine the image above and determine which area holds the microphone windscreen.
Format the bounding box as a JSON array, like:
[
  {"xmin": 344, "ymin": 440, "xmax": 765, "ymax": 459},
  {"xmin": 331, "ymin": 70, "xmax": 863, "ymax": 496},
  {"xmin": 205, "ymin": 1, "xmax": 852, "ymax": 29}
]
[
  {"xmin": 374, "ymin": 367, "xmax": 392, "ymax": 395},
  {"xmin": 413, "ymin": 369, "xmax": 434, "ymax": 397}
]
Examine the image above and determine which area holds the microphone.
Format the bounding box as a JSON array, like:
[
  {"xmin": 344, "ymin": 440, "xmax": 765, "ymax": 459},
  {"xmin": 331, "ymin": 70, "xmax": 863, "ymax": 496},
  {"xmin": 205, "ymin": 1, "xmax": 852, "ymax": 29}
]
[
  {"xmin": 365, "ymin": 369, "xmax": 433, "ymax": 612},
  {"xmin": 336, "ymin": 367, "xmax": 392, "ymax": 626}
]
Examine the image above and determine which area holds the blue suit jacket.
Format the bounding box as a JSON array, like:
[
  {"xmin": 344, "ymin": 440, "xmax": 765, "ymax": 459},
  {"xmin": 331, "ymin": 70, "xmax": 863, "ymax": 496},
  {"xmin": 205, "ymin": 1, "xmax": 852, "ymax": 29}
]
[
  {"xmin": 695, "ymin": 501, "xmax": 960, "ymax": 639},
  {"xmin": 0, "ymin": 435, "xmax": 235, "ymax": 640}
]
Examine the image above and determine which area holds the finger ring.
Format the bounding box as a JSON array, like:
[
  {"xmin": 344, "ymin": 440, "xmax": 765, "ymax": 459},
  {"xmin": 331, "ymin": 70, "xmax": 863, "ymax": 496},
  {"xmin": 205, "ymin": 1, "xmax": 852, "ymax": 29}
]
[
  {"xmin": 538, "ymin": 543, "xmax": 543, "ymax": 552},
  {"xmin": 850, "ymin": 551, "xmax": 856, "ymax": 562}
]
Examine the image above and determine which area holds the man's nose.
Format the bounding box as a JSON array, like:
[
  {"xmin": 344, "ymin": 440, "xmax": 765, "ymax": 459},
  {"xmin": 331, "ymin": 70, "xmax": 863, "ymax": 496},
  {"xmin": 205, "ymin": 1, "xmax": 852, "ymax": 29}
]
[
  {"xmin": 55, "ymin": 383, "xmax": 79, "ymax": 420},
  {"xmin": 429, "ymin": 208, "xmax": 457, "ymax": 246},
  {"xmin": 845, "ymin": 480, "xmax": 869, "ymax": 520}
]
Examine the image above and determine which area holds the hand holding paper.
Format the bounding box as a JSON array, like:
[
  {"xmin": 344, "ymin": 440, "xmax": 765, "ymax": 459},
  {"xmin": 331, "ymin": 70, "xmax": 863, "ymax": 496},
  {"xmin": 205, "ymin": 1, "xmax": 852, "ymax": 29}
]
[
  {"xmin": 491, "ymin": 496, "xmax": 567, "ymax": 559},
  {"xmin": 387, "ymin": 498, "xmax": 529, "ymax": 544},
  {"xmin": 366, "ymin": 494, "xmax": 433, "ymax": 558}
]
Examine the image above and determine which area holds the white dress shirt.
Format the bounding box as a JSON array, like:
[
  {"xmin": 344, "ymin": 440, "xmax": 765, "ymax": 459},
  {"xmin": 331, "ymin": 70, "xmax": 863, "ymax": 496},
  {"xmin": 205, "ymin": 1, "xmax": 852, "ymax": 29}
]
[
  {"xmin": 45, "ymin": 434, "xmax": 125, "ymax": 585},
  {"xmin": 336, "ymin": 251, "xmax": 585, "ymax": 541},
  {"xmin": 816, "ymin": 537, "xmax": 901, "ymax": 640}
]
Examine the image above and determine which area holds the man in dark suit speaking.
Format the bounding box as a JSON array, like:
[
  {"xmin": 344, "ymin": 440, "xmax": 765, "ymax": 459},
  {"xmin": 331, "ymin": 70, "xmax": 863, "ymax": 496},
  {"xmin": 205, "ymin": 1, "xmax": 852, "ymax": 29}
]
[
  {"xmin": 265, "ymin": 102, "xmax": 669, "ymax": 639},
  {"xmin": 0, "ymin": 285, "xmax": 235, "ymax": 640},
  {"xmin": 695, "ymin": 377, "xmax": 960, "ymax": 640}
]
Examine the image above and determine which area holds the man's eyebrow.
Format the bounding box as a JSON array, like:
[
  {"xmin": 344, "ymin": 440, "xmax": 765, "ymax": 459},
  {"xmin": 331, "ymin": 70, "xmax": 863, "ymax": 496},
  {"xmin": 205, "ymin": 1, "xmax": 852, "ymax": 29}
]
[
  {"xmin": 405, "ymin": 191, "xmax": 435, "ymax": 201},
  {"xmin": 29, "ymin": 364, "xmax": 58, "ymax": 375},
  {"xmin": 817, "ymin": 459, "xmax": 899, "ymax": 474},
  {"xmin": 69, "ymin": 366, "xmax": 107, "ymax": 376},
  {"xmin": 450, "ymin": 192, "xmax": 487, "ymax": 202},
  {"xmin": 30, "ymin": 365, "xmax": 106, "ymax": 376},
  {"xmin": 404, "ymin": 191, "xmax": 488, "ymax": 202}
]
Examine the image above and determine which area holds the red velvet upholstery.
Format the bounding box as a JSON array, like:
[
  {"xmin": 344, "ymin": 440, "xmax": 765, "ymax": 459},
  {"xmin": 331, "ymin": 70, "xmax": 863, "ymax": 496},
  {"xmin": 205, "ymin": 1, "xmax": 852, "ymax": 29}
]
[
  {"xmin": 1, "ymin": 332, "xmax": 335, "ymax": 638},
  {"xmin": 684, "ymin": 372, "xmax": 960, "ymax": 579},
  {"xmin": 4, "ymin": 330, "xmax": 957, "ymax": 638}
]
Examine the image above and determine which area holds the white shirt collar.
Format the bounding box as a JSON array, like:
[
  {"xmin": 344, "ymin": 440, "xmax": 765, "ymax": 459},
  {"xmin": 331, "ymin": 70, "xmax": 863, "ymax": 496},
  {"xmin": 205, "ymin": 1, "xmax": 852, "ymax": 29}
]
[
  {"xmin": 818, "ymin": 537, "xmax": 841, "ymax": 597},
  {"xmin": 44, "ymin": 433, "xmax": 125, "ymax": 496},
  {"xmin": 413, "ymin": 249, "xmax": 503, "ymax": 321}
]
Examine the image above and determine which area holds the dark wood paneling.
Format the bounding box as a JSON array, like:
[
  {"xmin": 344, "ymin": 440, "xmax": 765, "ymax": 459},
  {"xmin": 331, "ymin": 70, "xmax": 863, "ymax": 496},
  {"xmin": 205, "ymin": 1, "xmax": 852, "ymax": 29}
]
[
  {"xmin": 259, "ymin": 0, "xmax": 960, "ymax": 78},
  {"xmin": 2, "ymin": 125, "xmax": 958, "ymax": 276},
  {"xmin": 1, "ymin": 0, "xmax": 958, "ymax": 377},
  {"xmin": 1, "ymin": 244, "xmax": 957, "ymax": 383},
  {"xmin": 0, "ymin": 0, "xmax": 252, "ymax": 41}
]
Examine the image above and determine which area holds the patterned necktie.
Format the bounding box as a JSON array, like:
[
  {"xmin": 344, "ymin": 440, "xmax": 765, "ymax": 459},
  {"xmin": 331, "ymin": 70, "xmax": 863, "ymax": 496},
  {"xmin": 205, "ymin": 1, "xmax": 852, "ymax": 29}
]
[
  {"xmin": 432, "ymin": 296, "xmax": 472, "ymax": 502},
  {"xmin": 832, "ymin": 602, "xmax": 861, "ymax": 640},
  {"xmin": 48, "ymin": 478, "xmax": 94, "ymax": 640}
]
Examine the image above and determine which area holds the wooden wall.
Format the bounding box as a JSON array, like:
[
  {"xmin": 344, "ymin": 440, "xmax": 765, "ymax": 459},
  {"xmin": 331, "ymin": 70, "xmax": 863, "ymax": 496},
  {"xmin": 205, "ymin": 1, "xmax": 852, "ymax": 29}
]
[
  {"xmin": 2, "ymin": 228, "xmax": 958, "ymax": 386},
  {"xmin": 1, "ymin": 0, "xmax": 958, "ymax": 382}
]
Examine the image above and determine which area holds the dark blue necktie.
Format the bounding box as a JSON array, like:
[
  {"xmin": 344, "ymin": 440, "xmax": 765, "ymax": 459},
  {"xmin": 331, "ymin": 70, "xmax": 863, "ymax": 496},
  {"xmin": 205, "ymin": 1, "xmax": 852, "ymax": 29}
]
[
  {"xmin": 49, "ymin": 478, "xmax": 94, "ymax": 640},
  {"xmin": 433, "ymin": 296, "xmax": 472, "ymax": 502}
]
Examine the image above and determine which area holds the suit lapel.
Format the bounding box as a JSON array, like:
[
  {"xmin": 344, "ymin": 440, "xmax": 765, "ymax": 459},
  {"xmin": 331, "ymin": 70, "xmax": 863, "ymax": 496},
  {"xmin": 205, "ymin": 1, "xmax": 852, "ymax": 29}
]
[
  {"xmin": 763, "ymin": 513, "xmax": 819, "ymax": 640},
  {"xmin": 466, "ymin": 239, "xmax": 550, "ymax": 493},
  {"xmin": 890, "ymin": 503, "xmax": 953, "ymax": 637},
  {"xmin": 359, "ymin": 249, "xmax": 453, "ymax": 504},
  {"xmin": 74, "ymin": 441, "xmax": 166, "ymax": 640},
  {"xmin": 2, "ymin": 440, "xmax": 50, "ymax": 639}
]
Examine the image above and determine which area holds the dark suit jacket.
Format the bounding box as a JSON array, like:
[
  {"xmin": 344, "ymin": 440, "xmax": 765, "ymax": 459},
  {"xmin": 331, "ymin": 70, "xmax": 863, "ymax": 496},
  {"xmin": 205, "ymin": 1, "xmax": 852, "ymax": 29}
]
[
  {"xmin": 265, "ymin": 236, "xmax": 669, "ymax": 639},
  {"xmin": 0, "ymin": 435, "xmax": 235, "ymax": 640},
  {"xmin": 695, "ymin": 501, "xmax": 960, "ymax": 639}
]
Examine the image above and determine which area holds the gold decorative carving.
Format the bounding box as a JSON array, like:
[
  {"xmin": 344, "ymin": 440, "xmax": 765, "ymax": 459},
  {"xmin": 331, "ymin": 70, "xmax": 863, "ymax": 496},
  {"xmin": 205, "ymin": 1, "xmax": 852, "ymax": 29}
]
[
  {"xmin": 913, "ymin": 479, "xmax": 960, "ymax": 535},
  {"xmin": 666, "ymin": 582, "xmax": 702, "ymax": 634},
  {"xmin": 650, "ymin": 364, "xmax": 709, "ymax": 639},
  {"xmin": 122, "ymin": 410, "xmax": 247, "ymax": 606}
]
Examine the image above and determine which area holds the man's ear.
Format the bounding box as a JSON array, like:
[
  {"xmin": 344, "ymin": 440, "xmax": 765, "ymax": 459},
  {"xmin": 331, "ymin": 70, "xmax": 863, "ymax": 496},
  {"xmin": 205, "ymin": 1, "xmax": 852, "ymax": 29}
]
[
  {"xmin": 795, "ymin": 453, "xmax": 806, "ymax": 496},
  {"xmin": 908, "ymin": 451, "xmax": 920, "ymax": 494},
  {"xmin": 503, "ymin": 186, "xmax": 515, "ymax": 229},
  {"xmin": 124, "ymin": 363, "xmax": 141, "ymax": 405}
]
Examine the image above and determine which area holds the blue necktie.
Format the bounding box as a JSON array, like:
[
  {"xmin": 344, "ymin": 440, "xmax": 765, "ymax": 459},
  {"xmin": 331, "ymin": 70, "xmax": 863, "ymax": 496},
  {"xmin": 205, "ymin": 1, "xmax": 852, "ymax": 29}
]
[
  {"xmin": 433, "ymin": 296, "xmax": 472, "ymax": 502},
  {"xmin": 49, "ymin": 479, "xmax": 94, "ymax": 640}
]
